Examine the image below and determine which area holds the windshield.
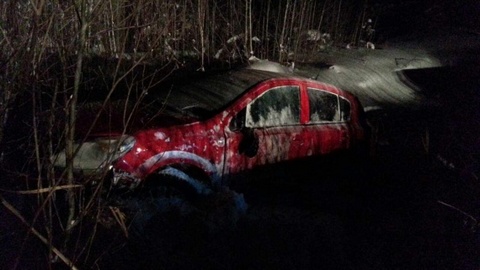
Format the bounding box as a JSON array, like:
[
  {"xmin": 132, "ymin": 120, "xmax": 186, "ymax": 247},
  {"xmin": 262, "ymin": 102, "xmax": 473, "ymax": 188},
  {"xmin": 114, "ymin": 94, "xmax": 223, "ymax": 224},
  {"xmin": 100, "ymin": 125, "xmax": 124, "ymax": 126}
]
[
  {"xmin": 72, "ymin": 69, "xmax": 288, "ymax": 135},
  {"xmin": 142, "ymin": 69, "xmax": 285, "ymax": 120}
]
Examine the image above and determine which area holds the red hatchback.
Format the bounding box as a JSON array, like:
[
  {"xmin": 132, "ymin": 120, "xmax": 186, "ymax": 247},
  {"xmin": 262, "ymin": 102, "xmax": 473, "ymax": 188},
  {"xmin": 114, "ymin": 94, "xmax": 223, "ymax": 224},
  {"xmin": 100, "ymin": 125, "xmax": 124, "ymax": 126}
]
[{"xmin": 54, "ymin": 69, "xmax": 368, "ymax": 192}]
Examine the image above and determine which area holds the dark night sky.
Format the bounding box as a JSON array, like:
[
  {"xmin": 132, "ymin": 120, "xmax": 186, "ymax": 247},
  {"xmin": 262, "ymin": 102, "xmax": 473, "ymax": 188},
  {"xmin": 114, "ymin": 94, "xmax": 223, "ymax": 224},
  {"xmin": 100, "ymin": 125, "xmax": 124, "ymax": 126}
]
[{"xmin": 373, "ymin": 0, "xmax": 480, "ymax": 40}]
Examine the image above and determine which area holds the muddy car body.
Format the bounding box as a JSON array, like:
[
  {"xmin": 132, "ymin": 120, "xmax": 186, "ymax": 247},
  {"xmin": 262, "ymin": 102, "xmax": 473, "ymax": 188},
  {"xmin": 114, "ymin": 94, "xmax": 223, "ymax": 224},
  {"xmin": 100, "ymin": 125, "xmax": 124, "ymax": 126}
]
[{"xmin": 54, "ymin": 69, "xmax": 368, "ymax": 190}]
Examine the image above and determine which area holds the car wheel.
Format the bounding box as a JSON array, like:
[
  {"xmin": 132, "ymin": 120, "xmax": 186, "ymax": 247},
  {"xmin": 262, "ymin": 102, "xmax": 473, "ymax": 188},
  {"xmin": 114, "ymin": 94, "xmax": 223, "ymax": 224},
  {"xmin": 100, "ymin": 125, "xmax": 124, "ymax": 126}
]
[{"xmin": 128, "ymin": 166, "xmax": 213, "ymax": 240}]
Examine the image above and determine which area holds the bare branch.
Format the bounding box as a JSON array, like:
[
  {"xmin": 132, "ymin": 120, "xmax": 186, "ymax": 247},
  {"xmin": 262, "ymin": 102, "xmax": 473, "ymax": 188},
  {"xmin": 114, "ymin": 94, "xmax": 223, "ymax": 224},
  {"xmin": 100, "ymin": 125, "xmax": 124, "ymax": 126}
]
[{"xmin": 0, "ymin": 194, "xmax": 79, "ymax": 270}]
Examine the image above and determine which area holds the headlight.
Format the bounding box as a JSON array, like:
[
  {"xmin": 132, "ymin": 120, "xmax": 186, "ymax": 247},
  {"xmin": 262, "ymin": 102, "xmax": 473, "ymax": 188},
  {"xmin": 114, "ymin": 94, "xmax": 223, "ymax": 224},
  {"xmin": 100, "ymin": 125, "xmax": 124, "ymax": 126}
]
[
  {"xmin": 53, "ymin": 135, "xmax": 136, "ymax": 174},
  {"xmin": 95, "ymin": 135, "xmax": 136, "ymax": 157}
]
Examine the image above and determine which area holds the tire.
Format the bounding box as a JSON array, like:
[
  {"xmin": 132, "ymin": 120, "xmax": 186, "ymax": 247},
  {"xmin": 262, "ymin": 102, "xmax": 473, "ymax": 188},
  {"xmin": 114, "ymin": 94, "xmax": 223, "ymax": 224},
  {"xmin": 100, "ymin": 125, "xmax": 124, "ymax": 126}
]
[{"xmin": 128, "ymin": 167, "xmax": 212, "ymax": 241}]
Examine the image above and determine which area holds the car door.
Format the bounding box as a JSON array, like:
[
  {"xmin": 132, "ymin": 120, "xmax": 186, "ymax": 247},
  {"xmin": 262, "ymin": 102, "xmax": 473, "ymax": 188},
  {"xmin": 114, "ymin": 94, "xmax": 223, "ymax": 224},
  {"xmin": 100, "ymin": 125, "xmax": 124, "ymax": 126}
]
[
  {"xmin": 303, "ymin": 86, "xmax": 350, "ymax": 155},
  {"xmin": 224, "ymin": 83, "xmax": 304, "ymax": 176}
]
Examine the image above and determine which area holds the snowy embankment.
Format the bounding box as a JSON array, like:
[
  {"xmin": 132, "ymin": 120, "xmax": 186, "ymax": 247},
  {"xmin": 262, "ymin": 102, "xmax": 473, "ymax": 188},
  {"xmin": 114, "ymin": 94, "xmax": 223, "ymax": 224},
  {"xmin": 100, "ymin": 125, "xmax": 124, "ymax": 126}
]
[{"xmin": 295, "ymin": 30, "xmax": 480, "ymax": 110}]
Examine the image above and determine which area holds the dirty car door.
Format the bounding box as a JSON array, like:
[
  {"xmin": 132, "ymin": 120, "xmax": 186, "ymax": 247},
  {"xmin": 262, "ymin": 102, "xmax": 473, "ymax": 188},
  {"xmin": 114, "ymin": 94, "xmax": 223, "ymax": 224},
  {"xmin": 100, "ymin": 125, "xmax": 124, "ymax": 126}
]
[
  {"xmin": 224, "ymin": 84, "xmax": 303, "ymax": 176},
  {"xmin": 304, "ymin": 87, "xmax": 350, "ymax": 155}
]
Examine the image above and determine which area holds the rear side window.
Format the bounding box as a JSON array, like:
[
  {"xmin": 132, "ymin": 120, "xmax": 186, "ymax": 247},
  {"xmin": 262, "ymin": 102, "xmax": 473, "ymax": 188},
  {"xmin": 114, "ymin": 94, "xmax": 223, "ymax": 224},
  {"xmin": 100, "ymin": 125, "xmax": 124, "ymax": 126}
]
[
  {"xmin": 308, "ymin": 88, "xmax": 339, "ymax": 122},
  {"xmin": 246, "ymin": 86, "xmax": 300, "ymax": 128}
]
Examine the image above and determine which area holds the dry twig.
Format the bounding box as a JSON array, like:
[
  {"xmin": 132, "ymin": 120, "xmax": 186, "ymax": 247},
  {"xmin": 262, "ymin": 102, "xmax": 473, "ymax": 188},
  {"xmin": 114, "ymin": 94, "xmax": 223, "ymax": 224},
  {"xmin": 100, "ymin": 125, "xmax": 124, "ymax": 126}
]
[{"xmin": 0, "ymin": 194, "xmax": 79, "ymax": 270}]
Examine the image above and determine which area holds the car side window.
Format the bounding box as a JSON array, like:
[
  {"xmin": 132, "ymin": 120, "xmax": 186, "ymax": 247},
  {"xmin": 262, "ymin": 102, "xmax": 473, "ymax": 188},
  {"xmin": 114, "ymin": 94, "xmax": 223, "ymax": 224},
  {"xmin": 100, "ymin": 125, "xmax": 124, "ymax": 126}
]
[
  {"xmin": 246, "ymin": 86, "xmax": 300, "ymax": 128},
  {"xmin": 308, "ymin": 88, "xmax": 341, "ymax": 123}
]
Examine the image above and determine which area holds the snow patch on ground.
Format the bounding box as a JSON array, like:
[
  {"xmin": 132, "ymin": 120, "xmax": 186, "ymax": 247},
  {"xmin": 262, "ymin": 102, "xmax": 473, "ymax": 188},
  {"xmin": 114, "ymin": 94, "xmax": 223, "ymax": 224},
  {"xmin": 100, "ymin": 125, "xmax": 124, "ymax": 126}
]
[
  {"xmin": 296, "ymin": 46, "xmax": 443, "ymax": 108},
  {"xmin": 247, "ymin": 60, "xmax": 292, "ymax": 74}
]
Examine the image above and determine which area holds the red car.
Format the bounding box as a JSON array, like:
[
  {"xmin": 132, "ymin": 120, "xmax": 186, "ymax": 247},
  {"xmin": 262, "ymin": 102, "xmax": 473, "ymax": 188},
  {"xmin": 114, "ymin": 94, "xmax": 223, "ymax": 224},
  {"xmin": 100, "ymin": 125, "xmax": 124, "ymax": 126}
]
[{"xmin": 54, "ymin": 69, "xmax": 368, "ymax": 193}]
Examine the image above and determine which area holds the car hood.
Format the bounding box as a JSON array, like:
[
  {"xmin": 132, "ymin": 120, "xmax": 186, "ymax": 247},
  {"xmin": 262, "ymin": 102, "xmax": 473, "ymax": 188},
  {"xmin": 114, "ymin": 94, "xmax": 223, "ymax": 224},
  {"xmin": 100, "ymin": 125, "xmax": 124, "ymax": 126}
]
[{"xmin": 74, "ymin": 100, "xmax": 198, "ymax": 139}]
